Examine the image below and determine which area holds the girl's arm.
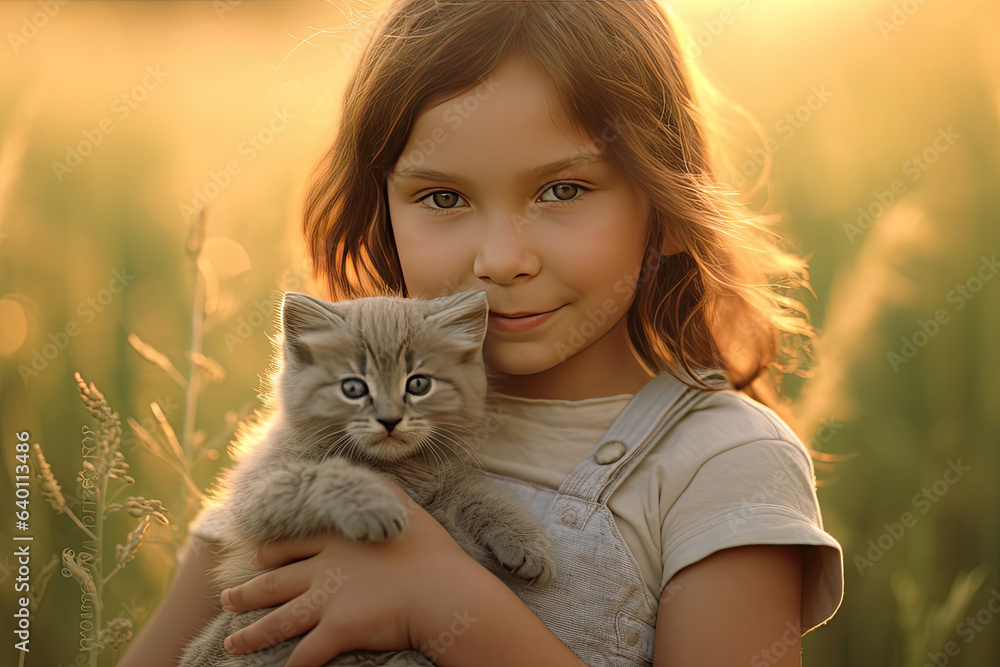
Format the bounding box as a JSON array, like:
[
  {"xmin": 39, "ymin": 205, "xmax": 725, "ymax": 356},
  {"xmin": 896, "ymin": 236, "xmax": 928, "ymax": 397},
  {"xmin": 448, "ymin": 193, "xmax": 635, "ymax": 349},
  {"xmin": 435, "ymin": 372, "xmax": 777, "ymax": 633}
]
[
  {"xmin": 116, "ymin": 536, "xmax": 224, "ymax": 667},
  {"xmin": 220, "ymin": 480, "xmax": 589, "ymax": 667},
  {"xmin": 410, "ymin": 564, "xmax": 588, "ymax": 667},
  {"xmin": 654, "ymin": 544, "xmax": 804, "ymax": 666}
]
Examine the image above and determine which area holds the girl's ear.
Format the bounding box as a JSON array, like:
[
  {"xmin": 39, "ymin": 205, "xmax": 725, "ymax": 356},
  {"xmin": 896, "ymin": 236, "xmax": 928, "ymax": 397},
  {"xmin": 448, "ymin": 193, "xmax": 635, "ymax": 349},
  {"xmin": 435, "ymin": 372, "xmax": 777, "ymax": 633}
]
[
  {"xmin": 279, "ymin": 292, "xmax": 345, "ymax": 365},
  {"xmin": 422, "ymin": 289, "xmax": 489, "ymax": 351}
]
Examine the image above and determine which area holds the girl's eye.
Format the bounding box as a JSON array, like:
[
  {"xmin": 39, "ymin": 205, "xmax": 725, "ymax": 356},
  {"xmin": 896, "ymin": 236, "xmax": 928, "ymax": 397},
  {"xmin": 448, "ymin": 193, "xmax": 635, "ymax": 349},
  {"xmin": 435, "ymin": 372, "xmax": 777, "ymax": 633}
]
[
  {"xmin": 341, "ymin": 378, "xmax": 369, "ymax": 399},
  {"xmin": 540, "ymin": 182, "xmax": 589, "ymax": 204},
  {"xmin": 417, "ymin": 182, "xmax": 590, "ymax": 216},
  {"xmin": 406, "ymin": 374, "xmax": 431, "ymax": 396},
  {"xmin": 418, "ymin": 191, "xmax": 468, "ymax": 214}
]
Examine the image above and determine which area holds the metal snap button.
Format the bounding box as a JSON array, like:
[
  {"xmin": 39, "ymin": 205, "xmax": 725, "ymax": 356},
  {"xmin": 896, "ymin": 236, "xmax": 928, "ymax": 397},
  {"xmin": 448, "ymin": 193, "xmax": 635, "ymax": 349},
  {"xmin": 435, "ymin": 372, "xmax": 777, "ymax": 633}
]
[
  {"xmin": 593, "ymin": 439, "xmax": 626, "ymax": 464},
  {"xmin": 557, "ymin": 508, "xmax": 579, "ymax": 527}
]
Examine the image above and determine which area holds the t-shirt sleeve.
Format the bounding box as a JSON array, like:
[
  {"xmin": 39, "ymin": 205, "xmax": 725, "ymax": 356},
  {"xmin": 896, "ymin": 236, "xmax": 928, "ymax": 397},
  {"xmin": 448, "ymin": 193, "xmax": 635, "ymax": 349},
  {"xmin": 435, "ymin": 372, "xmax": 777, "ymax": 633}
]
[
  {"xmin": 175, "ymin": 502, "xmax": 230, "ymax": 565},
  {"xmin": 659, "ymin": 438, "xmax": 844, "ymax": 634},
  {"xmin": 187, "ymin": 502, "xmax": 230, "ymax": 543}
]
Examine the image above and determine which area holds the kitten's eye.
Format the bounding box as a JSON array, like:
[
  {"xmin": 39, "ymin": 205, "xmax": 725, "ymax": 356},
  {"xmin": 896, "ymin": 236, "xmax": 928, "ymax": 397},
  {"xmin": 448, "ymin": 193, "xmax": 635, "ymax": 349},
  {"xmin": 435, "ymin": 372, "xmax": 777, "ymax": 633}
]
[
  {"xmin": 341, "ymin": 378, "xmax": 369, "ymax": 399},
  {"xmin": 406, "ymin": 374, "xmax": 431, "ymax": 396}
]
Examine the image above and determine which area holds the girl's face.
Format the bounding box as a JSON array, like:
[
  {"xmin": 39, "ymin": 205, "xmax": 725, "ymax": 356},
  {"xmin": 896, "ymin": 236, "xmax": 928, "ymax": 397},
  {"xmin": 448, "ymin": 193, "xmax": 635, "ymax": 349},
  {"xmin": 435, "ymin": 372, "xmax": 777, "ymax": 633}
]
[{"xmin": 387, "ymin": 57, "xmax": 656, "ymax": 399}]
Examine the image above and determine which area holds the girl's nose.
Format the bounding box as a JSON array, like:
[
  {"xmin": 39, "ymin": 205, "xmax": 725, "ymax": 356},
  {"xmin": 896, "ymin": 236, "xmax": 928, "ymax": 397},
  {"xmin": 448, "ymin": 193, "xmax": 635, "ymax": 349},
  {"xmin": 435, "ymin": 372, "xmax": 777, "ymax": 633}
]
[{"xmin": 472, "ymin": 209, "xmax": 541, "ymax": 285}]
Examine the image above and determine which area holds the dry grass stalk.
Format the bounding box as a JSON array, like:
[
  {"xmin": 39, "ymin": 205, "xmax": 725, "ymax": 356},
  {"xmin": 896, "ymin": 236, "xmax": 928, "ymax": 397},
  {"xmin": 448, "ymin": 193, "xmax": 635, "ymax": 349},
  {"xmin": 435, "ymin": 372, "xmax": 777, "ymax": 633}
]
[
  {"xmin": 32, "ymin": 442, "xmax": 66, "ymax": 514},
  {"xmin": 186, "ymin": 350, "xmax": 226, "ymax": 383},
  {"xmin": 29, "ymin": 554, "xmax": 60, "ymax": 618},
  {"xmin": 112, "ymin": 515, "xmax": 151, "ymax": 576},
  {"xmin": 150, "ymin": 401, "xmax": 185, "ymax": 461},
  {"xmin": 26, "ymin": 374, "xmax": 174, "ymax": 667},
  {"xmin": 74, "ymin": 371, "xmax": 123, "ymax": 479},
  {"xmin": 98, "ymin": 617, "xmax": 134, "ymax": 654},
  {"xmin": 127, "ymin": 332, "xmax": 188, "ymax": 389},
  {"xmin": 61, "ymin": 547, "xmax": 97, "ymax": 598},
  {"xmin": 793, "ymin": 200, "xmax": 940, "ymax": 481},
  {"xmin": 126, "ymin": 417, "xmax": 206, "ymax": 501}
]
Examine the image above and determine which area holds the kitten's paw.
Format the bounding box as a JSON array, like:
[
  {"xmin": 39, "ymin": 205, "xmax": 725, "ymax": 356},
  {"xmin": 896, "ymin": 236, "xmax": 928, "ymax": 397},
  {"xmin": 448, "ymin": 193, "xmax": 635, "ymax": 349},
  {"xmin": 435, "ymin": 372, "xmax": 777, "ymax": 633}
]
[
  {"xmin": 489, "ymin": 533, "xmax": 556, "ymax": 586},
  {"xmin": 338, "ymin": 489, "xmax": 409, "ymax": 541}
]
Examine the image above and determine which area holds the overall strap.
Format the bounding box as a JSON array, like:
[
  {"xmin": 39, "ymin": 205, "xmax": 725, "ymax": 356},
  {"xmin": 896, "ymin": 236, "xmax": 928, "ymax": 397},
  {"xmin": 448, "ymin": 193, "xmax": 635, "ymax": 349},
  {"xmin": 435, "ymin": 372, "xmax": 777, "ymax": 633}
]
[{"xmin": 556, "ymin": 369, "xmax": 726, "ymax": 505}]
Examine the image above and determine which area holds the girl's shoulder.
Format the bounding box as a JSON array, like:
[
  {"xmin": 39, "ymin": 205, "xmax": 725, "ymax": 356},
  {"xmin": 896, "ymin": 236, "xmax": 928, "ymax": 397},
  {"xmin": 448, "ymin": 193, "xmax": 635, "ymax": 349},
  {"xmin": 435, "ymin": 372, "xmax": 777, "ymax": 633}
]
[
  {"xmin": 185, "ymin": 498, "xmax": 232, "ymax": 547},
  {"xmin": 640, "ymin": 385, "xmax": 826, "ymax": 528},
  {"xmin": 624, "ymin": 385, "xmax": 844, "ymax": 634},
  {"xmin": 630, "ymin": 384, "xmax": 825, "ymax": 535},
  {"xmin": 656, "ymin": 384, "xmax": 814, "ymax": 471}
]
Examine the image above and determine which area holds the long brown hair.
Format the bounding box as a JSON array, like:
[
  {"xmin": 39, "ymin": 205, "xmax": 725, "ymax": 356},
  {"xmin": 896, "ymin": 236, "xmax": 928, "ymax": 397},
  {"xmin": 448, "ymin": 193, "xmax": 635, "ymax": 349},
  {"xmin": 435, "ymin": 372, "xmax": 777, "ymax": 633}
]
[{"xmin": 302, "ymin": 0, "xmax": 815, "ymax": 426}]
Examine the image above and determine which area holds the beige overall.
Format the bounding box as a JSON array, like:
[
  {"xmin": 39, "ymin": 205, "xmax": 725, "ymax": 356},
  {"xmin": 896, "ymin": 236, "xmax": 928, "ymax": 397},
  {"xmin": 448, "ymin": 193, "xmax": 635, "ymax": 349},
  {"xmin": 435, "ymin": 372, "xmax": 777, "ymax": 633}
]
[{"xmin": 334, "ymin": 370, "xmax": 720, "ymax": 667}]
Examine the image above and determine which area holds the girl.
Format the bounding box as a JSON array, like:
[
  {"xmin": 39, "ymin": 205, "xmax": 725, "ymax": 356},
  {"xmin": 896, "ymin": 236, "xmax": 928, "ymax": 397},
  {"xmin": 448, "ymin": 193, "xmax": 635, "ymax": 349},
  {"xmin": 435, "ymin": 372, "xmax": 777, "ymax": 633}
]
[{"xmin": 120, "ymin": 1, "xmax": 843, "ymax": 665}]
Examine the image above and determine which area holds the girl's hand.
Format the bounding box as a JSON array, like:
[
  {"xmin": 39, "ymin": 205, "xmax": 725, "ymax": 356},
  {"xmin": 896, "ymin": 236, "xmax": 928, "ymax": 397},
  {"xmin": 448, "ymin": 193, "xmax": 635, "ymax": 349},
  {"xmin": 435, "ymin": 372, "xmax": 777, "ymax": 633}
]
[{"xmin": 218, "ymin": 478, "xmax": 493, "ymax": 667}]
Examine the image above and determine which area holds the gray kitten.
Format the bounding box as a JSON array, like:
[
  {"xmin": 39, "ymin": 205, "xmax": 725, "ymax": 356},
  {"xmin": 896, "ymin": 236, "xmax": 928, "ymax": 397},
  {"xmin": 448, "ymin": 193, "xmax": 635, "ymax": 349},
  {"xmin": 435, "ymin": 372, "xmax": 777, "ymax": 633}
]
[{"xmin": 179, "ymin": 288, "xmax": 555, "ymax": 667}]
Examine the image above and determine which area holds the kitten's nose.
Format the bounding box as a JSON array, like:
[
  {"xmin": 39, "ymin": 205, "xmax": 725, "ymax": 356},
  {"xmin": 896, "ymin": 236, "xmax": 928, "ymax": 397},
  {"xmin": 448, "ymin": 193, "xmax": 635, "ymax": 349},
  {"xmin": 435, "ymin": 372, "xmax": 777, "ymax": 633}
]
[{"xmin": 377, "ymin": 417, "xmax": 402, "ymax": 433}]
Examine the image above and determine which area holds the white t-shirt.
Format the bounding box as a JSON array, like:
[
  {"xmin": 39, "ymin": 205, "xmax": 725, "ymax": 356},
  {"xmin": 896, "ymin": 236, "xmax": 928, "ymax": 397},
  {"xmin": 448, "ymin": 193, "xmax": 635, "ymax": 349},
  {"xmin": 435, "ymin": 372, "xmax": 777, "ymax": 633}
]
[{"xmin": 187, "ymin": 386, "xmax": 844, "ymax": 634}]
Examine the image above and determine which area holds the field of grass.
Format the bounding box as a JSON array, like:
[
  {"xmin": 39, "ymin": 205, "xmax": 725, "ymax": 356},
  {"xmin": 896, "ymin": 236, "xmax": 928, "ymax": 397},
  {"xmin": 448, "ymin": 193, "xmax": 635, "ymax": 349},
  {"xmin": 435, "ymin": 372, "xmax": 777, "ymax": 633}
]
[{"xmin": 1, "ymin": 1, "xmax": 998, "ymax": 665}]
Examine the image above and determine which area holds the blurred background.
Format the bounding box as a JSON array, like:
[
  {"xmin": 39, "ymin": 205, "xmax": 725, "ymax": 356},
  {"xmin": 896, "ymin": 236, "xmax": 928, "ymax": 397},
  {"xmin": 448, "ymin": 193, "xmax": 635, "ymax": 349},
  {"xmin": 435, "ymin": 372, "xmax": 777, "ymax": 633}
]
[{"xmin": 1, "ymin": 0, "xmax": 998, "ymax": 665}]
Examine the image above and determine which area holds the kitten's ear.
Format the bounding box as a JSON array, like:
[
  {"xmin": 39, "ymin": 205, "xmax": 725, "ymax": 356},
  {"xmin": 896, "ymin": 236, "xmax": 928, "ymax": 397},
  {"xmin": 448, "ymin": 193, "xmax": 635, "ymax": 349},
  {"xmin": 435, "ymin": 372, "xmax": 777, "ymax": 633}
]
[
  {"xmin": 422, "ymin": 289, "xmax": 489, "ymax": 350},
  {"xmin": 279, "ymin": 292, "xmax": 344, "ymax": 365}
]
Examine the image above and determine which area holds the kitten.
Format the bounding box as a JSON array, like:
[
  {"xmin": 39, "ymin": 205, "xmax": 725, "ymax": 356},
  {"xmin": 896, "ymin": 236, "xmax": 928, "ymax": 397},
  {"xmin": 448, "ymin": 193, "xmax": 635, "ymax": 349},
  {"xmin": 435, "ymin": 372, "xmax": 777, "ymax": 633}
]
[{"xmin": 178, "ymin": 288, "xmax": 555, "ymax": 667}]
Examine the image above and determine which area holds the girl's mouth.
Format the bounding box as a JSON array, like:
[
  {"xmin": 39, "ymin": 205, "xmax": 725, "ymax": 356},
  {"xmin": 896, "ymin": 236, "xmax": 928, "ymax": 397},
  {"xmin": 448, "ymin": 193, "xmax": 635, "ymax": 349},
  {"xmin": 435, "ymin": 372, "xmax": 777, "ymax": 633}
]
[{"xmin": 488, "ymin": 306, "xmax": 562, "ymax": 333}]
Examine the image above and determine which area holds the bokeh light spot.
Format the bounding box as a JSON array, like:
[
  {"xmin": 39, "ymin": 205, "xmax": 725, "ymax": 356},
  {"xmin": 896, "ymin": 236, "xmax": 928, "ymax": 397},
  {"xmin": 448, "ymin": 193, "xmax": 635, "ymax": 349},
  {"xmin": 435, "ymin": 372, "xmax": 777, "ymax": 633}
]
[
  {"xmin": 0, "ymin": 297, "xmax": 28, "ymax": 356},
  {"xmin": 202, "ymin": 236, "xmax": 252, "ymax": 279}
]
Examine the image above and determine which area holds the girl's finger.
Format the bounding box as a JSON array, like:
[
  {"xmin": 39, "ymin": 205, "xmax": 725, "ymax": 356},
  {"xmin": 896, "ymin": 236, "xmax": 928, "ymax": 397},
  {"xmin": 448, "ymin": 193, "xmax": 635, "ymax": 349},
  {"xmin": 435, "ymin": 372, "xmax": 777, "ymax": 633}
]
[
  {"xmin": 222, "ymin": 559, "xmax": 311, "ymax": 613},
  {"xmin": 254, "ymin": 535, "xmax": 328, "ymax": 569},
  {"xmin": 284, "ymin": 620, "xmax": 349, "ymax": 667},
  {"xmin": 224, "ymin": 593, "xmax": 321, "ymax": 657}
]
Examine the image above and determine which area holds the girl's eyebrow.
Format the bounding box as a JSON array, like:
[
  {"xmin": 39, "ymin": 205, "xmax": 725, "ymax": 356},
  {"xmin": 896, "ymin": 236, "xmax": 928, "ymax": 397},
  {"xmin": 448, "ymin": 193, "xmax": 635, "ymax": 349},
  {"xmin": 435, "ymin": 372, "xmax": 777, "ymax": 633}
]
[{"xmin": 391, "ymin": 152, "xmax": 605, "ymax": 183}]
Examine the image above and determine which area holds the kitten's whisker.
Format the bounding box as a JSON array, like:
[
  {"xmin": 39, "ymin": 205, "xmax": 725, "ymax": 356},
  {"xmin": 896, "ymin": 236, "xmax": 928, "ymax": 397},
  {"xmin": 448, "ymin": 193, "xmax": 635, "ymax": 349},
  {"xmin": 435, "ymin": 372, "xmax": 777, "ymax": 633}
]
[
  {"xmin": 427, "ymin": 421, "xmax": 476, "ymax": 434},
  {"xmin": 284, "ymin": 420, "xmax": 344, "ymax": 446},
  {"xmin": 432, "ymin": 427, "xmax": 486, "ymax": 469},
  {"xmin": 320, "ymin": 432, "xmax": 355, "ymax": 460},
  {"xmin": 417, "ymin": 445, "xmax": 433, "ymax": 469},
  {"xmin": 423, "ymin": 439, "xmax": 446, "ymax": 472},
  {"xmin": 295, "ymin": 427, "xmax": 347, "ymax": 451},
  {"xmin": 429, "ymin": 439, "xmax": 471, "ymax": 474},
  {"xmin": 416, "ymin": 431, "xmax": 449, "ymax": 471},
  {"xmin": 286, "ymin": 423, "xmax": 351, "ymax": 462}
]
